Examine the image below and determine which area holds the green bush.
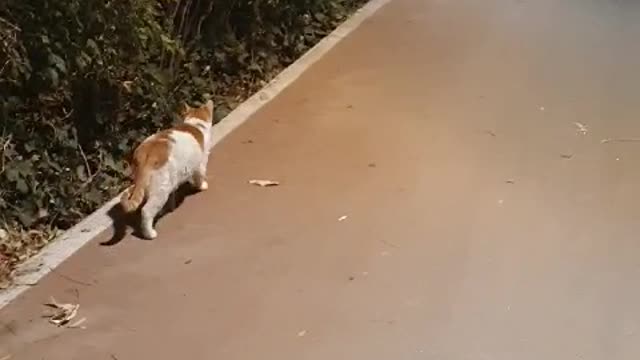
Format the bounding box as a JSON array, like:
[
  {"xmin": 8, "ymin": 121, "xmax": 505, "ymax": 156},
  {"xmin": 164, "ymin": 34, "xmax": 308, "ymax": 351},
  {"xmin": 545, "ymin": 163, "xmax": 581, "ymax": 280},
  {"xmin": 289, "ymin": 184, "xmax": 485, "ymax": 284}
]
[{"xmin": 0, "ymin": 0, "xmax": 366, "ymax": 282}]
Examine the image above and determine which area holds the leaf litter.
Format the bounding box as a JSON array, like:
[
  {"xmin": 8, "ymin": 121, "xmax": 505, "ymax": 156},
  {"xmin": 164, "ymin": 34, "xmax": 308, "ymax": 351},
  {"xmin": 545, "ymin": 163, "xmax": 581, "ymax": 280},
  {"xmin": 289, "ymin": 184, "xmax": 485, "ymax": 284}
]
[
  {"xmin": 249, "ymin": 179, "xmax": 280, "ymax": 187},
  {"xmin": 42, "ymin": 297, "xmax": 86, "ymax": 328}
]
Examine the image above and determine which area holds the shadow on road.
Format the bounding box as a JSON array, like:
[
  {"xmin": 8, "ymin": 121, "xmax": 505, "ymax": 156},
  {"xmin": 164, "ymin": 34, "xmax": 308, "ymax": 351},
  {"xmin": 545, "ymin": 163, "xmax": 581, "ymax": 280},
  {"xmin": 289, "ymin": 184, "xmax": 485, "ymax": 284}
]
[{"xmin": 100, "ymin": 183, "xmax": 200, "ymax": 246}]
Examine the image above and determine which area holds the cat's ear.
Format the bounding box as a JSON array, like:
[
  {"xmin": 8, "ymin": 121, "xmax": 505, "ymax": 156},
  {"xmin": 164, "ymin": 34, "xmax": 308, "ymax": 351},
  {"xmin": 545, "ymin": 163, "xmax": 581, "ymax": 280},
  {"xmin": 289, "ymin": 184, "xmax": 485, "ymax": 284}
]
[{"xmin": 180, "ymin": 103, "xmax": 191, "ymax": 116}]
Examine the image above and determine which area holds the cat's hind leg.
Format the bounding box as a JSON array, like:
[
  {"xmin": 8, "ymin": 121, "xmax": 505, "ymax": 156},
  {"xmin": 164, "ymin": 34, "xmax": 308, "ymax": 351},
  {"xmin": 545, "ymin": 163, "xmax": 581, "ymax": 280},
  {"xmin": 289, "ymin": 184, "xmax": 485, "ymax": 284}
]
[
  {"xmin": 140, "ymin": 189, "xmax": 170, "ymax": 239},
  {"xmin": 191, "ymin": 158, "xmax": 209, "ymax": 191}
]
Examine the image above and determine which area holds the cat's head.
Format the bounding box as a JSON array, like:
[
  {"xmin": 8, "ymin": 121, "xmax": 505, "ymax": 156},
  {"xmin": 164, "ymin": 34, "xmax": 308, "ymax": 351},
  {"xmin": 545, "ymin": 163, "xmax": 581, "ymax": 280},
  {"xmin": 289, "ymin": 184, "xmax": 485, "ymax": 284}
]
[{"xmin": 181, "ymin": 100, "xmax": 214, "ymax": 124}]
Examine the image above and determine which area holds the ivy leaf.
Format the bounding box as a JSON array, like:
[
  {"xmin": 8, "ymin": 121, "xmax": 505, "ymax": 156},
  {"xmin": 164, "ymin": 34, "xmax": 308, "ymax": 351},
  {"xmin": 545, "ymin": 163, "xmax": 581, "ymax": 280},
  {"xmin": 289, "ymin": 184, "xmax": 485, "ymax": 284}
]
[
  {"xmin": 193, "ymin": 76, "xmax": 208, "ymax": 88},
  {"xmin": 18, "ymin": 211, "xmax": 36, "ymax": 227},
  {"xmin": 16, "ymin": 178, "xmax": 29, "ymax": 194},
  {"xmin": 45, "ymin": 68, "xmax": 59, "ymax": 87},
  {"xmin": 85, "ymin": 188, "xmax": 102, "ymax": 205},
  {"xmin": 48, "ymin": 53, "xmax": 67, "ymax": 74},
  {"xmin": 86, "ymin": 39, "xmax": 100, "ymax": 56},
  {"xmin": 5, "ymin": 168, "xmax": 19, "ymax": 182}
]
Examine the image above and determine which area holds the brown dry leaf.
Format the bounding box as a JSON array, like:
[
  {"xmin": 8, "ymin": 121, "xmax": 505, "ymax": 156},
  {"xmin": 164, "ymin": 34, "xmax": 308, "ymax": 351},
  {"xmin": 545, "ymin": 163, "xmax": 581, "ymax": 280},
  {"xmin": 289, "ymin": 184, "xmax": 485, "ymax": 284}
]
[
  {"xmin": 43, "ymin": 297, "xmax": 80, "ymax": 327},
  {"xmin": 248, "ymin": 179, "xmax": 280, "ymax": 187},
  {"xmin": 122, "ymin": 81, "xmax": 133, "ymax": 93},
  {"xmin": 574, "ymin": 122, "xmax": 588, "ymax": 135}
]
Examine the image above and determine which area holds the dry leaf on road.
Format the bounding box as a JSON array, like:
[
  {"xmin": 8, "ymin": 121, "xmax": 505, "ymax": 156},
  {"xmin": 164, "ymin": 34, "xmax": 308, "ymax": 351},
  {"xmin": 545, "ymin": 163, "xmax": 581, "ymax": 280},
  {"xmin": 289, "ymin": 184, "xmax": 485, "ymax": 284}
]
[
  {"xmin": 601, "ymin": 138, "xmax": 640, "ymax": 144},
  {"xmin": 43, "ymin": 297, "xmax": 80, "ymax": 327},
  {"xmin": 574, "ymin": 122, "xmax": 588, "ymax": 135},
  {"xmin": 249, "ymin": 179, "xmax": 280, "ymax": 187}
]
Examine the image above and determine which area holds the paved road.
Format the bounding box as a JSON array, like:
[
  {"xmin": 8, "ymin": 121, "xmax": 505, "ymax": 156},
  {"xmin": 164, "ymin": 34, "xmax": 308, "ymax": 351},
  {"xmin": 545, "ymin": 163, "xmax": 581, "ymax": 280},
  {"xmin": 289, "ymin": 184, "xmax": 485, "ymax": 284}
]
[{"xmin": 3, "ymin": 0, "xmax": 640, "ymax": 358}]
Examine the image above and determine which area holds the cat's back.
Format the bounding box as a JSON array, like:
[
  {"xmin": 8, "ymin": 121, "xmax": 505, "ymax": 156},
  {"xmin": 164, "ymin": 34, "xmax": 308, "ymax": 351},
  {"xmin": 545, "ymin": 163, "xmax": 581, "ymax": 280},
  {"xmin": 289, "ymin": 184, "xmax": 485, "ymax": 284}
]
[
  {"xmin": 171, "ymin": 123, "xmax": 203, "ymax": 150},
  {"xmin": 132, "ymin": 125, "xmax": 203, "ymax": 169},
  {"xmin": 164, "ymin": 125, "xmax": 205, "ymax": 169}
]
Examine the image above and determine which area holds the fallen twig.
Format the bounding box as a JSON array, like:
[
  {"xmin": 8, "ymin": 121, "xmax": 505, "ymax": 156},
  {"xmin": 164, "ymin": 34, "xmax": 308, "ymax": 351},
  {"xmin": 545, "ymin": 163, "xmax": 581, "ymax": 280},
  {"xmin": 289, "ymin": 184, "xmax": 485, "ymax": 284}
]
[
  {"xmin": 0, "ymin": 133, "xmax": 13, "ymax": 176},
  {"xmin": 49, "ymin": 267, "xmax": 93, "ymax": 287},
  {"xmin": 77, "ymin": 144, "xmax": 93, "ymax": 180},
  {"xmin": 0, "ymin": 60, "xmax": 10, "ymax": 77},
  {"xmin": 0, "ymin": 16, "xmax": 20, "ymax": 31}
]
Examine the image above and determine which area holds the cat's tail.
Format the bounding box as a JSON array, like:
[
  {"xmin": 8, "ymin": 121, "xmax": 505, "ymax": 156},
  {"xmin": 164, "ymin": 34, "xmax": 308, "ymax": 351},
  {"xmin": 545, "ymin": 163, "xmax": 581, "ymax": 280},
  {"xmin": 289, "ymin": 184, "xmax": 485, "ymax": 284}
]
[{"xmin": 120, "ymin": 164, "xmax": 151, "ymax": 212}]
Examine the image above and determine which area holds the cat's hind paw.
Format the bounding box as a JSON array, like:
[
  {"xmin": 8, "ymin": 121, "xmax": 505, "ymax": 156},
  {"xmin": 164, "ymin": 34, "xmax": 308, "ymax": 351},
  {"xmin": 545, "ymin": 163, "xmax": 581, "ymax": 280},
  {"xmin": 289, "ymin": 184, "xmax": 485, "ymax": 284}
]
[{"xmin": 142, "ymin": 228, "xmax": 158, "ymax": 240}]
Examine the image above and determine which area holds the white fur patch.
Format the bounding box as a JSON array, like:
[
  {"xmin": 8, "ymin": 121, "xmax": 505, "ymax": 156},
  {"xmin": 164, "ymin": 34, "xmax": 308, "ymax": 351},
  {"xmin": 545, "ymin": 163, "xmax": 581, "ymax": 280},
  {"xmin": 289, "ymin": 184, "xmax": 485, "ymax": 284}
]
[{"xmin": 138, "ymin": 119, "xmax": 212, "ymax": 239}]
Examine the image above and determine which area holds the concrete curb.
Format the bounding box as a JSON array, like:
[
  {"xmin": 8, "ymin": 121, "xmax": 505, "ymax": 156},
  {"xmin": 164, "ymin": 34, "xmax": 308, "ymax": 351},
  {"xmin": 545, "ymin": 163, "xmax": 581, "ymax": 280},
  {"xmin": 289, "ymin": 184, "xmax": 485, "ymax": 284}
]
[{"xmin": 0, "ymin": 0, "xmax": 392, "ymax": 310}]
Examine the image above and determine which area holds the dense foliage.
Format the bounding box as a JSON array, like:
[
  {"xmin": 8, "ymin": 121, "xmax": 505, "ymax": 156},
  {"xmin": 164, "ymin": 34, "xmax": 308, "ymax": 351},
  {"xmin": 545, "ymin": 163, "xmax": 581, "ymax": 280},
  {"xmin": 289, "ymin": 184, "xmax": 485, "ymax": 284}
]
[{"xmin": 0, "ymin": 0, "xmax": 366, "ymax": 285}]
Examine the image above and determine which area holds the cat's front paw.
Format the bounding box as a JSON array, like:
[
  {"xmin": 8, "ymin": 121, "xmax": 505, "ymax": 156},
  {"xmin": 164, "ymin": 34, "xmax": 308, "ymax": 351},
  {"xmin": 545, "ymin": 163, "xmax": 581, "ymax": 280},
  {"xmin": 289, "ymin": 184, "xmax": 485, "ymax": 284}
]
[{"xmin": 199, "ymin": 180, "xmax": 209, "ymax": 191}]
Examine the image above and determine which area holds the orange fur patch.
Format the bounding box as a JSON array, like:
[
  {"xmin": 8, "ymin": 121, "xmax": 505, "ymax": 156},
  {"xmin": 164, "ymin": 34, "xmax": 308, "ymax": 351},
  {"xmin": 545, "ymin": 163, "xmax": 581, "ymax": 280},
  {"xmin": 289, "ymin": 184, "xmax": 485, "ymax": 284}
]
[
  {"xmin": 131, "ymin": 134, "xmax": 172, "ymax": 173},
  {"xmin": 121, "ymin": 133, "xmax": 173, "ymax": 212}
]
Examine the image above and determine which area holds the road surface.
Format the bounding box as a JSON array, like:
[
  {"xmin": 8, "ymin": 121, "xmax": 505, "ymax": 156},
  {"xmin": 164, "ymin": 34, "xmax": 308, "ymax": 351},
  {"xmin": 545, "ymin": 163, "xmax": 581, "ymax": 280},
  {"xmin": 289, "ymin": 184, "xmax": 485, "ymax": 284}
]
[{"xmin": 3, "ymin": 0, "xmax": 640, "ymax": 358}]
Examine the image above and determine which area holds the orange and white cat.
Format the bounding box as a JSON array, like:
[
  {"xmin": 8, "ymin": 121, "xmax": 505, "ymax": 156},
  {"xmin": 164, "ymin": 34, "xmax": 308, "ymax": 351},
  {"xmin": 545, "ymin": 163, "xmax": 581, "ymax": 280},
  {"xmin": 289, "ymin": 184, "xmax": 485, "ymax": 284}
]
[{"xmin": 120, "ymin": 100, "xmax": 214, "ymax": 239}]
